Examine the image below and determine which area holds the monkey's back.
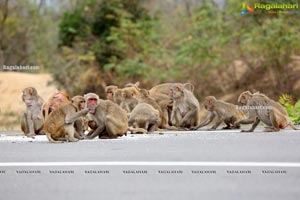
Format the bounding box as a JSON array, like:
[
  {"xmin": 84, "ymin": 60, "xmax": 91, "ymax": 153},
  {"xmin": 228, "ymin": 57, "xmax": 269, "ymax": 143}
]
[
  {"xmin": 105, "ymin": 100, "xmax": 128, "ymax": 133},
  {"xmin": 43, "ymin": 104, "xmax": 74, "ymax": 138},
  {"xmin": 216, "ymin": 100, "xmax": 246, "ymax": 120}
]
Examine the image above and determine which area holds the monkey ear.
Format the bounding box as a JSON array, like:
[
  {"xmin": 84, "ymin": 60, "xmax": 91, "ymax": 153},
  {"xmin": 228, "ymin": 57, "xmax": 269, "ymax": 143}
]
[{"xmin": 183, "ymin": 83, "xmax": 194, "ymax": 92}]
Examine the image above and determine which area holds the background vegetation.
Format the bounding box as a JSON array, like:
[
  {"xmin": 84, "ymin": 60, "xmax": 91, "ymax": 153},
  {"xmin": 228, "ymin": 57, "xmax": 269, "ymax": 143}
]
[{"xmin": 1, "ymin": 0, "xmax": 300, "ymax": 102}]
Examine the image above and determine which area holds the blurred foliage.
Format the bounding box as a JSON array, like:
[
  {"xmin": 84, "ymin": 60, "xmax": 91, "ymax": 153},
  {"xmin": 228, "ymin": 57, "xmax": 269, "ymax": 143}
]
[
  {"xmin": 0, "ymin": 0, "xmax": 58, "ymax": 70},
  {"xmin": 279, "ymin": 94, "xmax": 300, "ymax": 125},
  {"xmin": 1, "ymin": 0, "xmax": 300, "ymax": 99}
]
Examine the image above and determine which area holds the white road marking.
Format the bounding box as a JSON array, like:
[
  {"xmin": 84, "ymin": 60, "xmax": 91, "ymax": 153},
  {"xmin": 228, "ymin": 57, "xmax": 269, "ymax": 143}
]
[{"xmin": 0, "ymin": 161, "xmax": 299, "ymax": 167}]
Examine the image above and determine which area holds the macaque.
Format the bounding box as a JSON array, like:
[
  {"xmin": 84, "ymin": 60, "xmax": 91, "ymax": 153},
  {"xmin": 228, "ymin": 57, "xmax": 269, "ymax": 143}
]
[
  {"xmin": 71, "ymin": 95, "xmax": 87, "ymax": 139},
  {"xmin": 43, "ymin": 98, "xmax": 89, "ymax": 143},
  {"xmin": 234, "ymin": 91, "xmax": 298, "ymax": 132},
  {"xmin": 128, "ymin": 103, "xmax": 161, "ymax": 134},
  {"xmin": 105, "ymin": 85, "xmax": 118, "ymax": 101},
  {"xmin": 21, "ymin": 87, "xmax": 44, "ymax": 136},
  {"xmin": 192, "ymin": 96, "xmax": 246, "ymax": 130},
  {"xmin": 43, "ymin": 91, "xmax": 71, "ymax": 119},
  {"xmin": 137, "ymin": 89, "xmax": 177, "ymax": 130},
  {"xmin": 120, "ymin": 87, "xmax": 139, "ymax": 112},
  {"xmin": 113, "ymin": 89, "xmax": 123, "ymax": 105},
  {"xmin": 84, "ymin": 93, "xmax": 128, "ymax": 139},
  {"xmin": 169, "ymin": 84, "xmax": 200, "ymax": 128}
]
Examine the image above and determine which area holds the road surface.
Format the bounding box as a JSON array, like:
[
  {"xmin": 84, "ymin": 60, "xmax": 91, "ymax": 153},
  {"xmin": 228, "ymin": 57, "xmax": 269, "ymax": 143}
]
[{"xmin": 0, "ymin": 128, "xmax": 300, "ymax": 200}]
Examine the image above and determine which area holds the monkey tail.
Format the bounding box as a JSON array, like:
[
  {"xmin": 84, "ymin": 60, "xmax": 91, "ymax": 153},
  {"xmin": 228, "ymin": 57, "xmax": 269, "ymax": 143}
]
[
  {"xmin": 289, "ymin": 122, "xmax": 299, "ymax": 130},
  {"xmin": 45, "ymin": 131, "xmax": 63, "ymax": 143}
]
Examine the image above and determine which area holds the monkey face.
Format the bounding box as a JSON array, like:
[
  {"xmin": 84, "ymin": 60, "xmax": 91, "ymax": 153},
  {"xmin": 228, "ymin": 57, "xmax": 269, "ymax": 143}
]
[
  {"xmin": 107, "ymin": 91, "xmax": 114, "ymax": 100},
  {"xmin": 238, "ymin": 91, "xmax": 252, "ymax": 105},
  {"xmin": 79, "ymin": 100, "xmax": 86, "ymax": 110},
  {"xmin": 169, "ymin": 86, "xmax": 183, "ymax": 99},
  {"xmin": 87, "ymin": 98, "xmax": 98, "ymax": 114},
  {"xmin": 238, "ymin": 93, "xmax": 250, "ymax": 105},
  {"xmin": 72, "ymin": 96, "xmax": 85, "ymax": 110},
  {"xmin": 22, "ymin": 87, "xmax": 37, "ymax": 106},
  {"xmin": 84, "ymin": 93, "xmax": 100, "ymax": 113},
  {"xmin": 204, "ymin": 101, "xmax": 212, "ymax": 111},
  {"xmin": 239, "ymin": 95, "xmax": 247, "ymax": 105},
  {"xmin": 204, "ymin": 96, "xmax": 217, "ymax": 111},
  {"xmin": 169, "ymin": 88, "xmax": 174, "ymax": 98},
  {"xmin": 23, "ymin": 97, "xmax": 34, "ymax": 107}
]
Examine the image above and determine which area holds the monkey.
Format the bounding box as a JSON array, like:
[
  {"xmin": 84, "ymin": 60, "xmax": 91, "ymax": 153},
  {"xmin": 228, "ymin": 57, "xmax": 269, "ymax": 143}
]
[
  {"xmin": 112, "ymin": 89, "xmax": 123, "ymax": 105},
  {"xmin": 234, "ymin": 91, "xmax": 298, "ymax": 132},
  {"xmin": 43, "ymin": 98, "xmax": 89, "ymax": 143},
  {"xmin": 84, "ymin": 93, "xmax": 128, "ymax": 139},
  {"xmin": 128, "ymin": 103, "xmax": 161, "ymax": 134},
  {"xmin": 149, "ymin": 83, "xmax": 194, "ymax": 126},
  {"xmin": 42, "ymin": 91, "xmax": 71, "ymax": 119},
  {"xmin": 120, "ymin": 87, "xmax": 139, "ymax": 113},
  {"xmin": 71, "ymin": 95, "xmax": 87, "ymax": 139},
  {"xmin": 105, "ymin": 85, "xmax": 118, "ymax": 101},
  {"xmin": 137, "ymin": 88, "xmax": 177, "ymax": 130},
  {"xmin": 149, "ymin": 82, "xmax": 194, "ymax": 96},
  {"xmin": 20, "ymin": 87, "xmax": 44, "ymax": 136},
  {"xmin": 191, "ymin": 96, "xmax": 247, "ymax": 130},
  {"xmin": 169, "ymin": 84, "xmax": 200, "ymax": 128}
]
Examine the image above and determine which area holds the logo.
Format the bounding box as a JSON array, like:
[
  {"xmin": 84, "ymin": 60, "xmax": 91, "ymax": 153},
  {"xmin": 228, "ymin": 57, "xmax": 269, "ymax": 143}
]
[
  {"xmin": 241, "ymin": 2, "xmax": 254, "ymax": 15},
  {"xmin": 241, "ymin": 2, "xmax": 299, "ymax": 15}
]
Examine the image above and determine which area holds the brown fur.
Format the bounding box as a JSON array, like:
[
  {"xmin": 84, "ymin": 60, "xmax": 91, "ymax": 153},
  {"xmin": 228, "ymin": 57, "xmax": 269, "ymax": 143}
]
[
  {"xmin": 43, "ymin": 100, "xmax": 88, "ymax": 143},
  {"xmin": 105, "ymin": 85, "xmax": 118, "ymax": 101},
  {"xmin": 120, "ymin": 87, "xmax": 139, "ymax": 112},
  {"xmin": 21, "ymin": 87, "xmax": 44, "ymax": 136},
  {"xmin": 169, "ymin": 84, "xmax": 200, "ymax": 128},
  {"xmin": 42, "ymin": 91, "xmax": 71, "ymax": 119},
  {"xmin": 192, "ymin": 96, "xmax": 247, "ymax": 130},
  {"xmin": 235, "ymin": 91, "xmax": 298, "ymax": 132},
  {"xmin": 128, "ymin": 103, "xmax": 160, "ymax": 134},
  {"xmin": 84, "ymin": 93, "xmax": 128, "ymax": 139}
]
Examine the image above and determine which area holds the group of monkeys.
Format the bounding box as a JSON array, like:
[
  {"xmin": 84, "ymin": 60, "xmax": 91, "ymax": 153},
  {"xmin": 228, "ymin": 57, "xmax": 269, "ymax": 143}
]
[{"xmin": 20, "ymin": 82, "xmax": 298, "ymax": 143}]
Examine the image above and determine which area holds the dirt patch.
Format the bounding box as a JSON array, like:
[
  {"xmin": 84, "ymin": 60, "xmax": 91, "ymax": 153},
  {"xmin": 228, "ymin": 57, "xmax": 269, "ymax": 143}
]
[{"xmin": 0, "ymin": 72, "xmax": 58, "ymax": 130}]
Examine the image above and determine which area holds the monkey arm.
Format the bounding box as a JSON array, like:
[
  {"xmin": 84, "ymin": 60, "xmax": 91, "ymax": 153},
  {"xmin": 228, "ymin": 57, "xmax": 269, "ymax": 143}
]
[
  {"xmin": 191, "ymin": 112, "xmax": 215, "ymax": 130},
  {"xmin": 179, "ymin": 108, "xmax": 197, "ymax": 127},
  {"xmin": 234, "ymin": 109, "xmax": 257, "ymax": 127},
  {"xmin": 86, "ymin": 123, "xmax": 105, "ymax": 139},
  {"xmin": 65, "ymin": 108, "xmax": 89, "ymax": 124},
  {"xmin": 170, "ymin": 108, "xmax": 180, "ymax": 126},
  {"xmin": 210, "ymin": 116, "xmax": 224, "ymax": 130},
  {"xmin": 241, "ymin": 117, "xmax": 260, "ymax": 132},
  {"xmin": 26, "ymin": 111, "xmax": 35, "ymax": 135},
  {"xmin": 234, "ymin": 118, "xmax": 256, "ymax": 126}
]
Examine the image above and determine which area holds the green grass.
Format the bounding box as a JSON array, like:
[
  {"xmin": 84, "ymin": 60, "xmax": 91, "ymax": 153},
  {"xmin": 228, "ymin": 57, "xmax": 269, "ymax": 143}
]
[{"xmin": 279, "ymin": 94, "xmax": 300, "ymax": 125}]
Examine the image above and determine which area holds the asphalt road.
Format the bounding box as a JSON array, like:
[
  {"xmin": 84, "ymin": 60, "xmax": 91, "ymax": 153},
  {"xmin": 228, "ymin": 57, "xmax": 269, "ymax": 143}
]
[{"xmin": 0, "ymin": 127, "xmax": 300, "ymax": 200}]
